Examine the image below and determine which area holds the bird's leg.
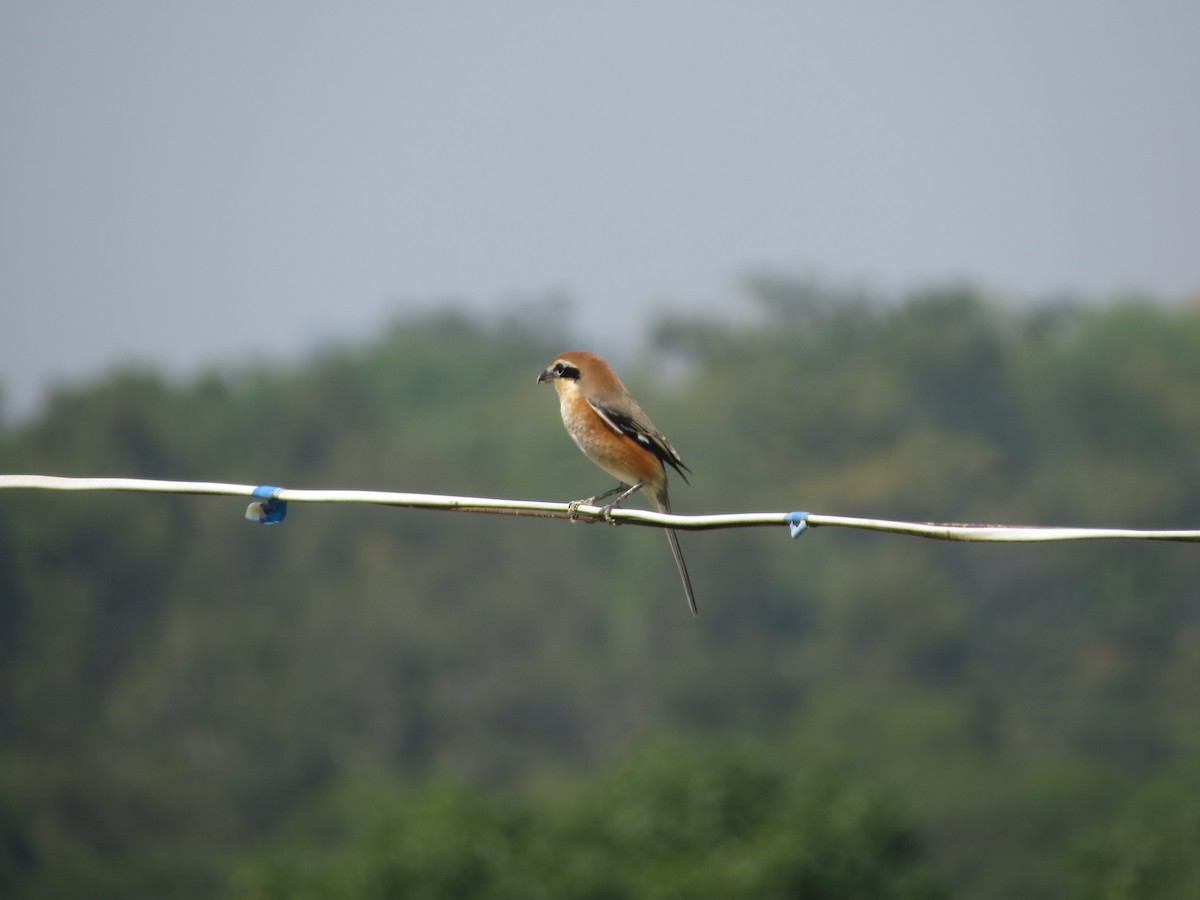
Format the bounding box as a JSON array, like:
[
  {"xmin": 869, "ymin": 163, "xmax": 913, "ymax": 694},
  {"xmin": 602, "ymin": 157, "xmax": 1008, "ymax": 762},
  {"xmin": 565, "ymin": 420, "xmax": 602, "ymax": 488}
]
[
  {"xmin": 567, "ymin": 484, "xmax": 626, "ymax": 520},
  {"xmin": 599, "ymin": 480, "xmax": 646, "ymax": 524}
]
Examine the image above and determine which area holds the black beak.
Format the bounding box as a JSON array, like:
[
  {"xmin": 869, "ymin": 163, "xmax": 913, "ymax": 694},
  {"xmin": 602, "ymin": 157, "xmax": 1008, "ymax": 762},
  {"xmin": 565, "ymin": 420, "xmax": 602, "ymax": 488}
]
[{"xmin": 536, "ymin": 367, "xmax": 555, "ymax": 384}]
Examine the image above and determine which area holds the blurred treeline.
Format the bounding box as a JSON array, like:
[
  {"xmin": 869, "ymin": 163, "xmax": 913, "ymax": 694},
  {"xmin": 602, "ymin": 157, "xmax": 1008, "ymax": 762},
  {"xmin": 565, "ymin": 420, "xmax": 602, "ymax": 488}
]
[{"xmin": 2, "ymin": 282, "xmax": 1199, "ymax": 899}]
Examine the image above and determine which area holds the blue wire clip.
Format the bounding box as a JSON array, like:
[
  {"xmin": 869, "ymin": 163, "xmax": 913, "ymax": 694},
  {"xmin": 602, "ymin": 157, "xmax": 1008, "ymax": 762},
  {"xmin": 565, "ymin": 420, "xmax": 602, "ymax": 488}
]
[
  {"xmin": 788, "ymin": 511, "xmax": 809, "ymax": 539},
  {"xmin": 245, "ymin": 485, "xmax": 288, "ymax": 525}
]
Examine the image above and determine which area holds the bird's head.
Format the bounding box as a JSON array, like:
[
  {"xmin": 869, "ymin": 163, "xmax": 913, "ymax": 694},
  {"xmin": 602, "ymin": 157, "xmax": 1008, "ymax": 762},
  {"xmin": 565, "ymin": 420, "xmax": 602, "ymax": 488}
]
[{"xmin": 537, "ymin": 356, "xmax": 581, "ymax": 385}]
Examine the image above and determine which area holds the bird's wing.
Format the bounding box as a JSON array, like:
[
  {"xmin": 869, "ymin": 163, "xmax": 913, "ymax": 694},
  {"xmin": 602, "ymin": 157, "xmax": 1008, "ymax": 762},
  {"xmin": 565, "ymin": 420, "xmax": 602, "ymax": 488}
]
[{"xmin": 586, "ymin": 397, "xmax": 691, "ymax": 482}]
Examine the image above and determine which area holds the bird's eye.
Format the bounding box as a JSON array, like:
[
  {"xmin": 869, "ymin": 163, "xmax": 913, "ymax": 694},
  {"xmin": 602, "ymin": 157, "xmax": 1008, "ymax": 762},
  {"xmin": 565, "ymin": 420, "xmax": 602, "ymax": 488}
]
[{"xmin": 553, "ymin": 362, "xmax": 568, "ymax": 375}]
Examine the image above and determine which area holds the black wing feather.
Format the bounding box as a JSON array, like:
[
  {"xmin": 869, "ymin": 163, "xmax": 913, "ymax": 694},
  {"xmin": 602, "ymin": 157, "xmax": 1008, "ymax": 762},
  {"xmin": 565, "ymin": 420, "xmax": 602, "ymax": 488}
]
[{"xmin": 587, "ymin": 398, "xmax": 691, "ymax": 483}]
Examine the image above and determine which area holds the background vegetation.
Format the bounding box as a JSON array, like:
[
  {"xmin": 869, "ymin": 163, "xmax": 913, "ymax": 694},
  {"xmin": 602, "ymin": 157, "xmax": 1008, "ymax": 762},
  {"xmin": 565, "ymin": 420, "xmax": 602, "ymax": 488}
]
[{"xmin": 2, "ymin": 282, "xmax": 1199, "ymax": 898}]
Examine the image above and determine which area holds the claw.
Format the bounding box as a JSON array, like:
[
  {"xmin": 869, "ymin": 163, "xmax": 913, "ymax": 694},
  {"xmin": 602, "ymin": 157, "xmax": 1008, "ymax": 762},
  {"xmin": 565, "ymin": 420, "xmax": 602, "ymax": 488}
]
[
  {"xmin": 596, "ymin": 479, "xmax": 647, "ymax": 525},
  {"xmin": 566, "ymin": 498, "xmax": 589, "ymax": 520},
  {"xmin": 566, "ymin": 485, "xmax": 627, "ymax": 522}
]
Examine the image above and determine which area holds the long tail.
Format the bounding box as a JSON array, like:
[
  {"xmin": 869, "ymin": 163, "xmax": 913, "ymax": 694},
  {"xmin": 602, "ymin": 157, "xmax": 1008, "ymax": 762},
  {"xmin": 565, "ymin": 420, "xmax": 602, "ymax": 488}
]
[{"xmin": 652, "ymin": 488, "xmax": 697, "ymax": 616}]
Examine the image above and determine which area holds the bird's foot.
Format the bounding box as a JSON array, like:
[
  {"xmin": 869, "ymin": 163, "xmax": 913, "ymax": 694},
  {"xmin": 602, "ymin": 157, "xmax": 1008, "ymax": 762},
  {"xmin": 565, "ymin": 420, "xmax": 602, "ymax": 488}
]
[
  {"xmin": 598, "ymin": 480, "xmax": 646, "ymax": 525},
  {"xmin": 567, "ymin": 485, "xmax": 626, "ymax": 522},
  {"xmin": 566, "ymin": 497, "xmax": 593, "ymax": 521}
]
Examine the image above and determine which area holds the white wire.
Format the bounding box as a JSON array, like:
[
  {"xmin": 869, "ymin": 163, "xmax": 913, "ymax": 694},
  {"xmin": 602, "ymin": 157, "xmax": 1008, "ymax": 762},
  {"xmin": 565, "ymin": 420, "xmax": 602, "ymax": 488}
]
[{"xmin": 2, "ymin": 473, "xmax": 1199, "ymax": 542}]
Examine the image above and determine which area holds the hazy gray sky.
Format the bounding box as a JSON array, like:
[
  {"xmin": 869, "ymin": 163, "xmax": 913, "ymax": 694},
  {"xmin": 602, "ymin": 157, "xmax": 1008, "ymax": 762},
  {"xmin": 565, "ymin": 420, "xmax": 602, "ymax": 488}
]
[{"xmin": 2, "ymin": 3, "xmax": 1198, "ymax": 418}]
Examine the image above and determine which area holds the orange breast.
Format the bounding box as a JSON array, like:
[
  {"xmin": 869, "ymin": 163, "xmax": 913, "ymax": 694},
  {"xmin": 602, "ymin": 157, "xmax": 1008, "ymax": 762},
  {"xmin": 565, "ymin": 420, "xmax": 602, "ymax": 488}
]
[{"xmin": 560, "ymin": 391, "xmax": 665, "ymax": 490}]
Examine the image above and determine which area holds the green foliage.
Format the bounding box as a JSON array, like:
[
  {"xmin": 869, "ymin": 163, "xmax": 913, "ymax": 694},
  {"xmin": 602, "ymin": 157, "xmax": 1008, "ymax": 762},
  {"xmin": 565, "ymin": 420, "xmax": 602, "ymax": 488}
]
[
  {"xmin": 1071, "ymin": 764, "xmax": 1200, "ymax": 900},
  {"xmin": 234, "ymin": 741, "xmax": 944, "ymax": 900},
  {"xmin": 2, "ymin": 288, "xmax": 1200, "ymax": 898}
]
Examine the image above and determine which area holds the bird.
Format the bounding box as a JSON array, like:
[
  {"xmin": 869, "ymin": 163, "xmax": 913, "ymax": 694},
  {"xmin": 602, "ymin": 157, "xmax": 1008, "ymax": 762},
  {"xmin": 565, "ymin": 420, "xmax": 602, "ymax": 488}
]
[{"xmin": 537, "ymin": 350, "xmax": 697, "ymax": 615}]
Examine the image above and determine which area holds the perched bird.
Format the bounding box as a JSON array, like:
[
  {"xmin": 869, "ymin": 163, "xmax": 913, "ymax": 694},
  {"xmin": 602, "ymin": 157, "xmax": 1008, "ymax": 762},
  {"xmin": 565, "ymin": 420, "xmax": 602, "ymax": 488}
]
[{"xmin": 537, "ymin": 350, "xmax": 697, "ymax": 615}]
